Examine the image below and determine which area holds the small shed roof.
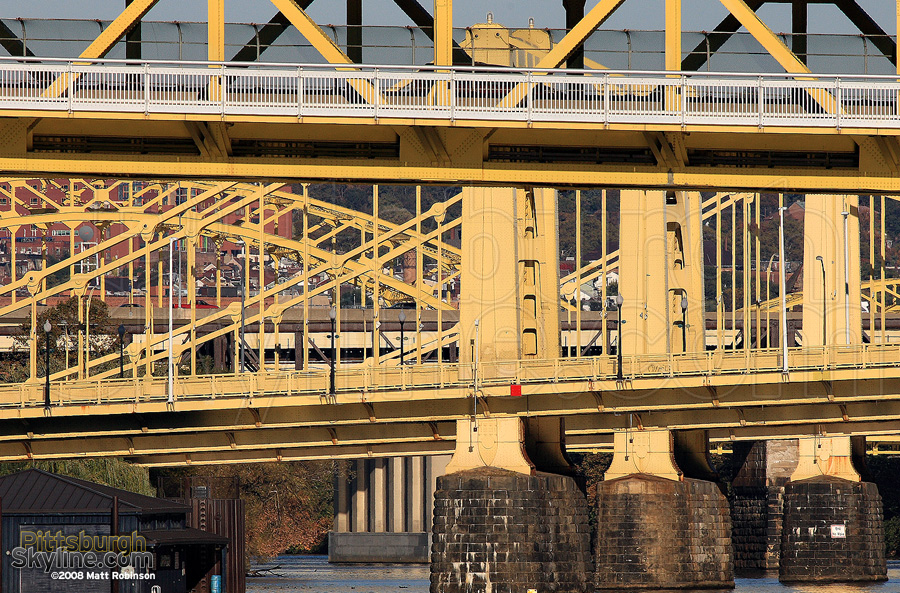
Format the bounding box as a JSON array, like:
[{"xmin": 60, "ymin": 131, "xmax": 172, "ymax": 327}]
[{"xmin": 0, "ymin": 469, "xmax": 189, "ymax": 515}]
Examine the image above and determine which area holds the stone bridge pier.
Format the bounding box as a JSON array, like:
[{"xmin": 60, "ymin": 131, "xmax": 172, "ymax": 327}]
[
  {"xmin": 594, "ymin": 428, "xmax": 734, "ymax": 590},
  {"xmin": 730, "ymin": 436, "xmax": 886, "ymax": 583},
  {"xmin": 431, "ymin": 416, "xmax": 593, "ymax": 593},
  {"xmin": 779, "ymin": 436, "xmax": 886, "ymax": 583}
]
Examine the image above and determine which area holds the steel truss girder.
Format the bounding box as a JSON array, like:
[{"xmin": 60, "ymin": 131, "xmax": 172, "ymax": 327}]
[
  {"xmin": 0, "ymin": 180, "xmax": 461, "ymax": 381},
  {"xmin": 6, "ymin": 381, "xmax": 900, "ymax": 464}
]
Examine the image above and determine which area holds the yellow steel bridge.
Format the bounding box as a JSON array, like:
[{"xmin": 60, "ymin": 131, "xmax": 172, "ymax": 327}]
[{"xmin": 1, "ymin": 0, "xmax": 900, "ymax": 469}]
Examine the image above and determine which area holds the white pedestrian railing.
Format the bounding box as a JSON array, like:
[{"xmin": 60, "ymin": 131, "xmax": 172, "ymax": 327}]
[{"xmin": 1, "ymin": 56, "xmax": 900, "ymax": 129}]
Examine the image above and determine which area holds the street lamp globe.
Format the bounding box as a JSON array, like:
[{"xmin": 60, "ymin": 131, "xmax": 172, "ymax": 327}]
[
  {"xmin": 681, "ymin": 297, "xmax": 688, "ymax": 312},
  {"xmin": 615, "ymin": 294, "xmax": 623, "ymax": 307},
  {"xmin": 43, "ymin": 321, "xmax": 51, "ymax": 333},
  {"xmin": 329, "ymin": 306, "xmax": 336, "ymax": 320},
  {"xmin": 398, "ymin": 311, "xmax": 406, "ymax": 323}
]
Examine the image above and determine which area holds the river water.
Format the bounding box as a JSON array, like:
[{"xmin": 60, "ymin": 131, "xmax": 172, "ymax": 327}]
[{"xmin": 247, "ymin": 556, "xmax": 900, "ymax": 593}]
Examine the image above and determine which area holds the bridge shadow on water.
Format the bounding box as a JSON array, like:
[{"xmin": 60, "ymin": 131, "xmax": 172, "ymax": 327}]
[{"xmin": 246, "ymin": 557, "xmax": 900, "ymax": 593}]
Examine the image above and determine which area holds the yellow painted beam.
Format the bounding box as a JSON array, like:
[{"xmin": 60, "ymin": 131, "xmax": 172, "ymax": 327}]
[
  {"xmin": 208, "ymin": 0, "xmax": 225, "ymax": 62},
  {"xmin": 665, "ymin": 0, "xmax": 682, "ymax": 71},
  {"xmin": 718, "ymin": 0, "xmax": 810, "ymax": 75},
  {"xmin": 268, "ymin": 0, "xmax": 353, "ymax": 64},
  {"xmin": 0, "ymin": 156, "xmax": 896, "ymax": 193},
  {"xmin": 41, "ymin": 0, "xmax": 159, "ymax": 98},
  {"xmin": 80, "ymin": 0, "xmax": 159, "ymax": 60},
  {"xmin": 434, "ymin": 0, "xmax": 453, "ymax": 67},
  {"xmin": 535, "ymin": 0, "xmax": 626, "ymax": 68}
]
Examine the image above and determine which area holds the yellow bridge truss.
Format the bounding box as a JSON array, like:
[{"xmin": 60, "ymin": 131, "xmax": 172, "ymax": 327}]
[{"xmin": 0, "ymin": 179, "xmax": 466, "ymax": 383}]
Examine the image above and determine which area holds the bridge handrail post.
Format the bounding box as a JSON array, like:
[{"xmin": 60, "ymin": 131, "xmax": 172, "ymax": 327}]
[
  {"xmin": 143, "ymin": 63, "xmax": 150, "ymax": 114},
  {"xmin": 297, "ymin": 66, "xmax": 303, "ymax": 118},
  {"xmin": 373, "ymin": 67, "xmax": 379, "ymax": 120},
  {"xmin": 680, "ymin": 74, "xmax": 686, "ymax": 126},
  {"xmin": 835, "ymin": 77, "xmax": 842, "ymax": 131},
  {"xmin": 220, "ymin": 64, "xmax": 227, "ymax": 116},
  {"xmin": 526, "ymin": 70, "xmax": 532, "ymax": 124},
  {"xmin": 603, "ymin": 73, "xmax": 610, "ymax": 126},
  {"xmin": 66, "ymin": 61, "xmax": 73, "ymax": 113},
  {"xmin": 757, "ymin": 76, "xmax": 764, "ymax": 129},
  {"xmin": 450, "ymin": 69, "xmax": 456, "ymax": 122}
]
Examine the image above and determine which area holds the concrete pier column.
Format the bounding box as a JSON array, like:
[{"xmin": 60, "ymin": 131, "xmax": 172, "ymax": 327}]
[
  {"xmin": 372, "ymin": 459, "xmax": 387, "ymax": 533},
  {"xmin": 595, "ymin": 429, "xmax": 733, "ymax": 590},
  {"xmin": 390, "ymin": 457, "xmax": 405, "ymax": 532},
  {"xmin": 408, "ymin": 456, "xmax": 425, "ymax": 533},
  {"xmin": 431, "ymin": 417, "xmax": 592, "ymax": 593},
  {"xmin": 730, "ymin": 439, "xmax": 798, "ymax": 573},
  {"xmin": 779, "ymin": 436, "xmax": 886, "ymax": 583},
  {"xmin": 334, "ymin": 461, "xmax": 350, "ymax": 532},
  {"xmin": 352, "ymin": 459, "xmax": 367, "ymax": 533},
  {"xmin": 330, "ymin": 455, "xmax": 450, "ymax": 563}
]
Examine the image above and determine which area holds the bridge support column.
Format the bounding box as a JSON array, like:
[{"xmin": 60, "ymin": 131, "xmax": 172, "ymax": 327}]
[
  {"xmin": 779, "ymin": 436, "xmax": 886, "ymax": 583},
  {"xmin": 802, "ymin": 195, "xmax": 861, "ymax": 347},
  {"xmin": 330, "ymin": 456, "xmax": 449, "ymax": 563},
  {"xmin": 431, "ymin": 417, "xmax": 592, "ymax": 593},
  {"xmin": 730, "ymin": 439, "xmax": 798, "ymax": 573},
  {"xmin": 619, "ymin": 190, "xmax": 705, "ymax": 356},
  {"xmin": 596, "ymin": 429, "xmax": 733, "ymax": 590},
  {"xmin": 458, "ymin": 186, "xmax": 560, "ymax": 370}
]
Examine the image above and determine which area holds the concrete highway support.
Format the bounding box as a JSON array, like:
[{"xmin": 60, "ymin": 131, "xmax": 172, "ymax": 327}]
[{"xmin": 329, "ymin": 455, "xmax": 451, "ymax": 563}]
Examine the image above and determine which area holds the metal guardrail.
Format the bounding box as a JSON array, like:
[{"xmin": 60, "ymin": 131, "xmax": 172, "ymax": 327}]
[
  {"xmin": 1, "ymin": 57, "xmax": 900, "ymax": 129},
  {"xmin": 2, "ymin": 342, "xmax": 899, "ymax": 410}
]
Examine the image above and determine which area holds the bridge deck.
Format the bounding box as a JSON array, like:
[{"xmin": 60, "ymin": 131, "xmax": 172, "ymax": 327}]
[
  {"xmin": 3, "ymin": 342, "xmax": 900, "ymax": 464},
  {"xmin": 6, "ymin": 342, "xmax": 900, "ymax": 414},
  {"xmin": 2, "ymin": 58, "xmax": 899, "ymax": 132}
]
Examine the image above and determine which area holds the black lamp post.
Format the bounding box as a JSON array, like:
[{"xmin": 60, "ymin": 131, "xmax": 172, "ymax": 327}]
[
  {"xmin": 616, "ymin": 294, "xmax": 624, "ymax": 381},
  {"xmin": 680, "ymin": 296, "xmax": 688, "ymax": 353},
  {"xmin": 816, "ymin": 255, "xmax": 826, "ymax": 346},
  {"xmin": 398, "ymin": 311, "xmax": 406, "ymax": 366},
  {"xmin": 43, "ymin": 320, "xmax": 51, "ymax": 408},
  {"xmin": 118, "ymin": 324, "xmax": 126, "ymax": 378},
  {"xmin": 328, "ymin": 306, "xmax": 336, "ymax": 395}
]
